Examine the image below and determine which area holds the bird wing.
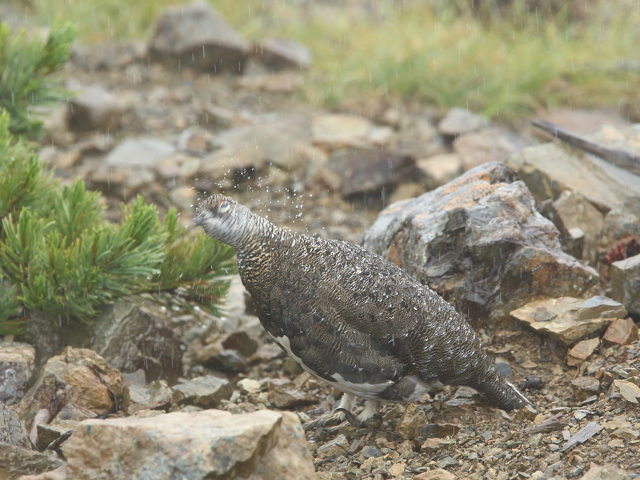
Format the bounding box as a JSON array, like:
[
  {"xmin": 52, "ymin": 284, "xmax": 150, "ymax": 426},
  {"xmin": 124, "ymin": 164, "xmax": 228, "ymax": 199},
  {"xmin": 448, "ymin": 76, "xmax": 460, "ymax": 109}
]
[{"xmin": 260, "ymin": 237, "xmax": 446, "ymax": 389}]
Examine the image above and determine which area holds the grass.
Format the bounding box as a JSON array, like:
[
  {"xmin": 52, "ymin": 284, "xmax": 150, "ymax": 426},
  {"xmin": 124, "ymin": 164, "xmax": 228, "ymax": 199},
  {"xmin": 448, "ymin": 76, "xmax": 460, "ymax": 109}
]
[{"xmin": 24, "ymin": 0, "xmax": 640, "ymax": 120}]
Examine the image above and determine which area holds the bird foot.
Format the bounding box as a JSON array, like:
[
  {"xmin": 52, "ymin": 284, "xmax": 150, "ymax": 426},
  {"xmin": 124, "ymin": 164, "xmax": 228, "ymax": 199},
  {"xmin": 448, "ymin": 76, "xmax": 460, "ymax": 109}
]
[{"xmin": 356, "ymin": 411, "xmax": 383, "ymax": 429}]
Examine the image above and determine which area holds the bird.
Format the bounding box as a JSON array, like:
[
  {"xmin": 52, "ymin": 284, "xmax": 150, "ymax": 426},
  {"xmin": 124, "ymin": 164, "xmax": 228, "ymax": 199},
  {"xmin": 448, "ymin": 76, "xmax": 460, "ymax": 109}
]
[{"xmin": 194, "ymin": 194, "xmax": 533, "ymax": 427}]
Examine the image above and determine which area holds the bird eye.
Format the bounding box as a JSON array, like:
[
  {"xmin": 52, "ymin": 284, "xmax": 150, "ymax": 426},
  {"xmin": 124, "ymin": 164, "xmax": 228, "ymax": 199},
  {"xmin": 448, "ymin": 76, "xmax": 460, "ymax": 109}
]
[{"xmin": 218, "ymin": 201, "xmax": 231, "ymax": 214}]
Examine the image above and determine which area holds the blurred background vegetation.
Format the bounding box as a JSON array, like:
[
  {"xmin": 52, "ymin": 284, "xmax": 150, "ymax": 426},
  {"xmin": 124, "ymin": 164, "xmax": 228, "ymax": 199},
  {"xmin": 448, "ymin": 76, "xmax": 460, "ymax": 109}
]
[{"xmin": 21, "ymin": 0, "xmax": 640, "ymax": 121}]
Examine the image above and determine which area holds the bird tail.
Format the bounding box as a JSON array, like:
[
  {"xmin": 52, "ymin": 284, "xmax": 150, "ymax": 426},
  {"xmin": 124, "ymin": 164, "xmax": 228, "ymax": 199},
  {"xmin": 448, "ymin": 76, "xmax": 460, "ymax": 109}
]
[{"xmin": 469, "ymin": 370, "xmax": 534, "ymax": 411}]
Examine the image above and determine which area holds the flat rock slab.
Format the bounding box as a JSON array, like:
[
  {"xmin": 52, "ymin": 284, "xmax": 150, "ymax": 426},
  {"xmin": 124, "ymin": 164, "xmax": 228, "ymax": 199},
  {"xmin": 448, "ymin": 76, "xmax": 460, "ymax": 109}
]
[
  {"xmin": 510, "ymin": 141, "xmax": 640, "ymax": 211},
  {"xmin": 0, "ymin": 443, "xmax": 64, "ymax": 479},
  {"xmin": 364, "ymin": 162, "xmax": 599, "ymax": 322},
  {"xmin": 149, "ymin": 1, "xmax": 250, "ymax": 73},
  {"xmin": 510, "ymin": 296, "xmax": 626, "ymax": 345},
  {"xmin": 60, "ymin": 409, "xmax": 316, "ymax": 480}
]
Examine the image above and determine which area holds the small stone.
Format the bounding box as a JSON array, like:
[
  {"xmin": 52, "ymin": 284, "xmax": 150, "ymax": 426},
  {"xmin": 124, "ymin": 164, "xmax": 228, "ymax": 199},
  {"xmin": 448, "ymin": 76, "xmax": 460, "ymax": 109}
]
[
  {"xmin": 203, "ymin": 349, "xmax": 247, "ymax": 374},
  {"xmin": 388, "ymin": 462, "xmax": 406, "ymax": 477},
  {"xmin": 172, "ymin": 375, "xmax": 233, "ymax": 408},
  {"xmin": 511, "ymin": 296, "xmax": 623, "ymax": 346},
  {"xmin": 566, "ymin": 338, "xmax": 600, "ymax": 366},
  {"xmin": 421, "ymin": 438, "xmax": 456, "ymax": 452},
  {"xmin": 416, "ymin": 154, "xmax": 462, "ymax": 189},
  {"xmin": 436, "ymin": 456, "xmax": 458, "ymax": 469},
  {"xmin": 267, "ymin": 386, "xmax": 315, "ymax": 409},
  {"xmin": 221, "ymin": 331, "xmax": 259, "ymax": 357},
  {"xmin": 237, "ymin": 378, "xmax": 261, "ymax": 395},
  {"xmin": 312, "ymin": 113, "xmax": 374, "ymax": 149},
  {"xmin": 254, "ymin": 38, "xmax": 312, "ymax": 70},
  {"xmin": 578, "ymin": 463, "xmax": 628, "ymax": 480},
  {"xmin": 602, "ymin": 317, "xmax": 638, "ymax": 345},
  {"xmin": 317, "ymin": 433, "xmax": 349, "ymax": 458},
  {"xmin": 36, "ymin": 421, "xmax": 75, "ymax": 451},
  {"xmin": 104, "ymin": 137, "xmax": 175, "ymax": 169},
  {"xmin": 607, "ymin": 438, "xmax": 625, "ymax": 448},
  {"xmin": 613, "ymin": 379, "xmax": 640, "ymax": 404},
  {"xmin": 438, "ymin": 107, "xmax": 489, "ymax": 136},
  {"xmin": 361, "ymin": 445, "xmax": 383, "ymax": 458},
  {"xmin": 122, "ymin": 380, "xmax": 173, "ymax": 415},
  {"xmin": 67, "ymin": 83, "xmax": 125, "ymax": 132},
  {"xmin": 571, "ymin": 376, "xmax": 600, "ymax": 402},
  {"xmin": 177, "ymin": 128, "xmax": 212, "ymax": 155},
  {"xmin": 414, "ymin": 469, "xmax": 457, "ymax": 480}
]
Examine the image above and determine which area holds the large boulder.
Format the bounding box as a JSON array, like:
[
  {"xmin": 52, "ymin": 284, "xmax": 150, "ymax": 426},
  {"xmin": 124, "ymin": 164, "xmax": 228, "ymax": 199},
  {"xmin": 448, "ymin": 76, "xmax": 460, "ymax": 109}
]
[
  {"xmin": 509, "ymin": 127, "xmax": 640, "ymax": 211},
  {"xmin": 24, "ymin": 299, "xmax": 183, "ymax": 385},
  {"xmin": 91, "ymin": 300, "xmax": 183, "ymax": 384},
  {"xmin": 55, "ymin": 409, "xmax": 316, "ymax": 480},
  {"xmin": 363, "ymin": 162, "xmax": 599, "ymax": 322},
  {"xmin": 149, "ymin": 1, "xmax": 250, "ymax": 74}
]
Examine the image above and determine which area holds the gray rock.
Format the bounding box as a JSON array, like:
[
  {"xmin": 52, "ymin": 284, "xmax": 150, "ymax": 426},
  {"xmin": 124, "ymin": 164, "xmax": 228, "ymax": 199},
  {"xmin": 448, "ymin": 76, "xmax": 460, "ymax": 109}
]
[
  {"xmin": 254, "ymin": 38, "xmax": 312, "ymax": 70},
  {"xmin": 395, "ymin": 113, "xmax": 443, "ymax": 159},
  {"xmin": 172, "ymin": 375, "xmax": 233, "ymax": 408},
  {"xmin": 67, "ymin": 83, "xmax": 125, "ymax": 132},
  {"xmin": 610, "ymin": 254, "xmax": 640, "ymax": 315},
  {"xmin": 600, "ymin": 197, "xmax": 640, "ymax": 249},
  {"xmin": 0, "ymin": 342, "xmax": 35, "ymax": 405},
  {"xmin": 123, "ymin": 380, "xmax": 173, "ymax": 415},
  {"xmin": 104, "ymin": 137, "xmax": 175, "ymax": 168},
  {"xmin": 454, "ymin": 126, "xmax": 530, "ymax": 171},
  {"xmin": 416, "ymin": 153, "xmax": 462, "ymax": 190},
  {"xmin": 364, "ymin": 162, "xmax": 599, "ymax": 322},
  {"xmin": 221, "ymin": 331, "xmax": 259, "ymax": 357},
  {"xmin": 312, "ymin": 113, "xmax": 391, "ymax": 149},
  {"xmin": 509, "ymin": 142, "xmax": 640, "ymax": 211},
  {"xmin": 510, "ymin": 296, "xmax": 626, "ymax": 345},
  {"xmin": 36, "ymin": 421, "xmax": 75, "ymax": 451},
  {"xmin": 60, "ymin": 409, "xmax": 315, "ymax": 480},
  {"xmin": 438, "ymin": 107, "xmax": 490, "ymax": 136},
  {"xmin": 0, "ymin": 403, "xmax": 30, "ymax": 448},
  {"xmin": 571, "ymin": 376, "xmax": 600, "ymax": 402},
  {"xmin": 149, "ymin": 1, "xmax": 250, "ymax": 74},
  {"xmin": 203, "ymin": 348, "xmax": 247, "ymax": 374},
  {"xmin": 545, "ymin": 191, "xmax": 604, "ymax": 261},
  {"xmin": 0, "ymin": 443, "xmax": 63, "ymax": 479},
  {"xmin": 327, "ymin": 147, "xmax": 416, "ymax": 199},
  {"xmin": 91, "ymin": 300, "xmax": 184, "ymax": 384}
]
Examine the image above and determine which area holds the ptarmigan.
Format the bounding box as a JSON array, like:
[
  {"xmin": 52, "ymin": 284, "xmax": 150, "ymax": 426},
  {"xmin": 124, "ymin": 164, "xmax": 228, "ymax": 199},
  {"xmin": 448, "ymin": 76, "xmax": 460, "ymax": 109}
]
[{"xmin": 195, "ymin": 194, "xmax": 532, "ymax": 426}]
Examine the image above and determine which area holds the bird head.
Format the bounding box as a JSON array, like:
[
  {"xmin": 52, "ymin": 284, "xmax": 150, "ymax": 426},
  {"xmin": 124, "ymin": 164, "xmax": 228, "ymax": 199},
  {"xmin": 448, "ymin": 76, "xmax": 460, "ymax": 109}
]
[{"xmin": 194, "ymin": 194, "xmax": 252, "ymax": 248}]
